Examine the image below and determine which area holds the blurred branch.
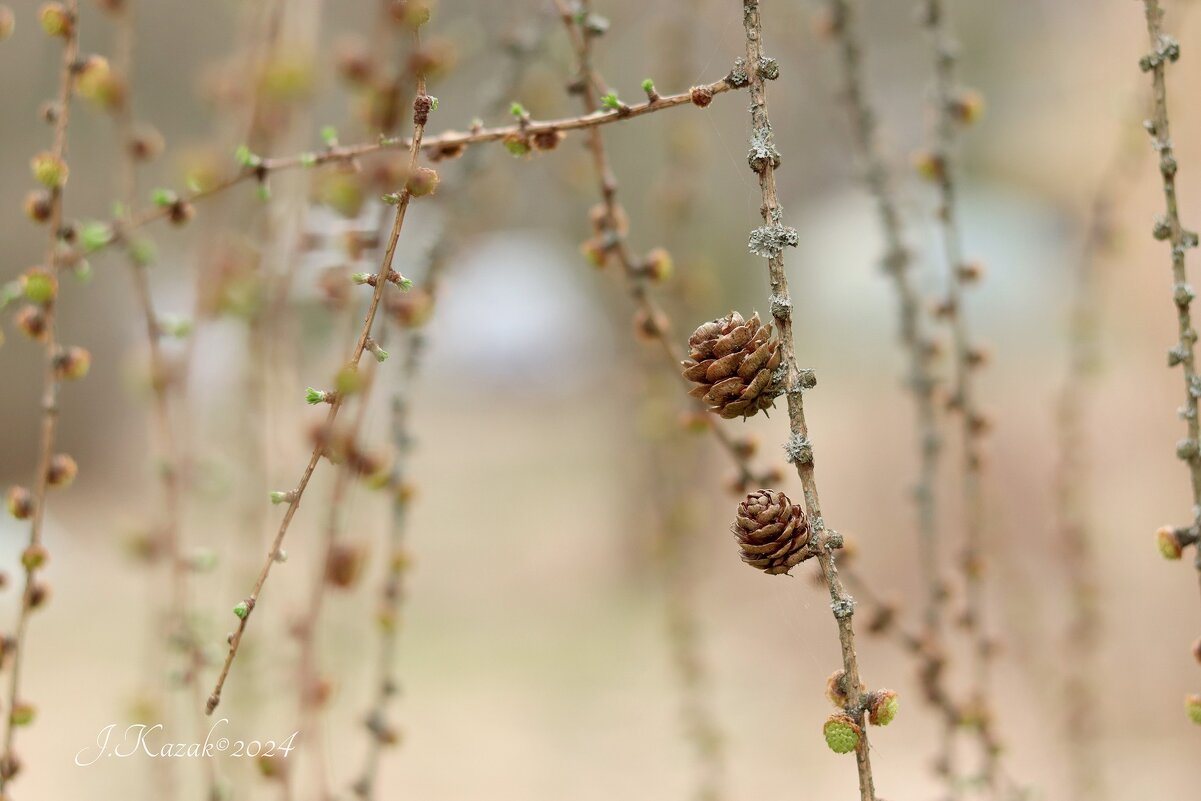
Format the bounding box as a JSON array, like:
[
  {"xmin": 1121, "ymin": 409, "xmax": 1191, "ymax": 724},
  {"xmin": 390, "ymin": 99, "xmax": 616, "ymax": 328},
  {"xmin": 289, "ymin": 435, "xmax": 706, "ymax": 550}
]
[
  {"xmin": 917, "ymin": 0, "xmax": 1002, "ymax": 788},
  {"xmin": 821, "ymin": 0, "xmax": 960, "ymax": 784},
  {"xmin": 102, "ymin": 75, "xmax": 744, "ymax": 250},
  {"xmin": 1, "ymin": 0, "xmax": 81, "ymax": 791},
  {"xmin": 205, "ymin": 25, "xmax": 435, "ymax": 717},
  {"xmin": 103, "ymin": 0, "xmax": 216, "ymax": 796},
  {"xmin": 350, "ymin": 29, "xmax": 541, "ymax": 799}
]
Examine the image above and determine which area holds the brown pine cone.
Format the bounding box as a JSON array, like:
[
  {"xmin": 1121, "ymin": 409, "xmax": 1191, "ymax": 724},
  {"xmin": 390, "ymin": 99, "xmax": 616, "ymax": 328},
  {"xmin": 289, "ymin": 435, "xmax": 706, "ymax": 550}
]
[
  {"xmin": 732, "ymin": 490, "xmax": 814, "ymax": 574},
  {"xmin": 682, "ymin": 312, "xmax": 782, "ymax": 419}
]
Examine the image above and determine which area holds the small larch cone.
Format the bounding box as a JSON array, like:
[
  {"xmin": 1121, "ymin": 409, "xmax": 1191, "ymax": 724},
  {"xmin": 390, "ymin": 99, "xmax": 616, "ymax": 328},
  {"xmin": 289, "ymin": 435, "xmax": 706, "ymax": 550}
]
[
  {"xmin": 682, "ymin": 311, "xmax": 782, "ymax": 419},
  {"xmin": 733, "ymin": 490, "xmax": 814, "ymax": 574}
]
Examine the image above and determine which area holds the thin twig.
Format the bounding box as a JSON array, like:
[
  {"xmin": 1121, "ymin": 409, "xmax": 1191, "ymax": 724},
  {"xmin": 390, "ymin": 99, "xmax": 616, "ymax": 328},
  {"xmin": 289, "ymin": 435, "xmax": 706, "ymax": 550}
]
[
  {"xmin": 741, "ymin": 2, "xmax": 878, "ymax": 798},
  {"xmin": 918, "ymin": 0, "xmax": 999, "ymax": 786},
  {"xmin": 1139, "ymin": 0, "xmax": 1201, "ymax": 702},
  {"xmin": 103, "ymin": 76, "xmax": 741, "ymax": 245},
  {"xmin": 1053, "ymin": 72, "xmax": 1160, "ymax": 801},
  {"xmin": 0, "ymin": 0, "xmax": 80, "ymax": 790},
  {"xmin": 106, "ymin": 1, "xmax": 217, "ymax": 795},
  {"xmin": 823, "ymin": 0, "xmax": 961, "ymax": 785},
  {"xmin": 651, "ymin": 9, "xmax": 729, "ymax": 798},
  {"xmin": 548, "ymin": 0, "xmax": 764, "ymax": 490},
  {"xmin": 205, "ymin": 26, "xmax": 434, "ymax": 715},
  {"xmin": 349, "ymin": 32, "xmax": 541, "ymax": 798}
]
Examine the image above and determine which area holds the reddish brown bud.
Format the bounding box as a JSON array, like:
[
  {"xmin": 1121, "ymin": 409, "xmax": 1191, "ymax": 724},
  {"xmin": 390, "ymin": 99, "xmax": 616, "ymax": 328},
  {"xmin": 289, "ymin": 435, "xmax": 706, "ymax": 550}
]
[
  {"xmin": 24, "ymin": 190, "xmax": 53, "ymax": 224},
  {"xmin": 956, "ymin": 260, "xmax": 985, "ymax": 283},
  {"xmin": 912, "ymin": 149, "xmax": 945, "ymax": 183},
  {"xmin": 46, "ymin": 453, "xmax": 77, "ymax": 488},
  {"xmin": 6, "ymin": 487, "xmax": 33, "ymax": 520},
  {"xmin": 15, "ymin": 306, "xmax": 48, "ymax": 341},
  {"xmin": 825, "ymin": 669, "xmax": 864, "ymax": 708},
  {"xmin": 167, "ymin": 200, "xmax": 195, "ymax": 226},
  {"xmin": 387, "ymin": 290, "xmax": 433, "ymax": 330},
  {"xmin": 642, "ymin": 247, "xmax": 673, "ymax": 283},
  {"xmin": 633, "ymin": 308, "xmax": 669, "ymax": 341},
  {"xmin": 325, "ymin": 541, "xmax": 367, "ymax": 589},
  {"xmin": 530, "ymin": 128, "xmax": 565, "ymax": 152},
  {"xmin": 54, "ymin": 346, "xmax": 91, "ymax": 381},
  {"xmin": 405, "ymin": 166, "xmax": 439, "ymax": 197},
  {"xmin": 428, "ymin": 140, "xmax": 466, "ymax": 162},
  {"xmin": 412, "ymin": 94, "xmax": 434, "ymax": 126},
  {"xmin": 334, "ymin": 36, "xmax": 374, "ymax": 86},
  {"xmin": 29, "ymin": 581, "xmax": 50, "ymax": 609},
  {"xmin": 689, "ymin": 85, "xmax": 714, "ymax": 108},
  {"xmin": 407, "ymin": 37, "xmax": 457, "ymax": 81},
  {"xmin": 949, "ymin": 88, "xmax": 985, "ymax": 125}
]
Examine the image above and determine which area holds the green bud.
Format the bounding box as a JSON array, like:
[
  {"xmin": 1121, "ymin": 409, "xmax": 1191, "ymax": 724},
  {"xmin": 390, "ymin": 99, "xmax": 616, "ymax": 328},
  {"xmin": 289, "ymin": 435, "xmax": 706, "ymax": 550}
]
[
  {"xmin": 233, "ymin": 601, "xmax": 250, "ymax": 620},
  {"xmin": 867, "ymin": 690, "xmax": 899, "ymax": 726},
  {"xmin": 823, "ymin": 714, "xmax": 861, "ymax": 754},
  {"xmin": 79, "ymin": 221, "xmax": 112, "ymax": 253},
  {"xmin": 129, "ymin": 238, "xmax": 157, "ymax": 267},
  {"xmin": 10, "ymin": 702, "xmax": 35, "ymax": 727},
  {"xmin": 234, "ymin": 145, "xmax": 261, "ymax": 168},
  {"xmin": 305, "ymin": 387, "xmax": 331, "ymax": 405}
]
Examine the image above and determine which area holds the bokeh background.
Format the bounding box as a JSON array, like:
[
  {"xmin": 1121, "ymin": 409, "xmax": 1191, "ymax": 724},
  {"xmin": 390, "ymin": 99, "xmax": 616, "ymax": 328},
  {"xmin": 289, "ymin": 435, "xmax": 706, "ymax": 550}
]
[{"xmin": 0, "ymin": 0, "xmax": 1198, "ymax": 799}]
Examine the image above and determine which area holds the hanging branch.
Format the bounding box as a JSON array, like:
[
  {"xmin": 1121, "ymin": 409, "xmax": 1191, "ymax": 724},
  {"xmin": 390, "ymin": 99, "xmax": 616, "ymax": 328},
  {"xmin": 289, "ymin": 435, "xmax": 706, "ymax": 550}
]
[
  {"xmin": 349, "ymin": 31, "xmax": 542, "ymax": 797},
  {"xmin": 1, "ymin": 1, "xmax": 82, "ymax": 791},
  {"xmin": 1140, "ymin": 0, "xmax": 1201, "ymax": 728},
  {"xmin": 204, "ymin": 22, "xmax": 436, "ymax": 716},
  {"xmin": 916, "ymin": 0, "xmax": 1002, "ymax": 785},
  {"xmin": 738, "ymin": 2, "xmax": 884, "ymax": 798}
]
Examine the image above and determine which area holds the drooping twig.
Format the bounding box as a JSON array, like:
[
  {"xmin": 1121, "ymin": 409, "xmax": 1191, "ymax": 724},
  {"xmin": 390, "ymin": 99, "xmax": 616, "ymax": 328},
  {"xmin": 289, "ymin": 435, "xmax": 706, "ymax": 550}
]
[
  {"xmin": 822, "ymin": 0, "xmax": 957, "ymax": 784},
  {"xmin": 1052, "ymin": 75, "xmax": 1159, "ymax": 801},
  {"xmin": 350, "ymin": 32, "xmax": 541, "ymax": 798},
  {"xmin": 742, "ymin": 2, "xmax": 879, "ymax": 798},
  {"xmin": 917, "ymin": 0, "xmax": 1000, "ymax": 785},
  {"xmin": 1139, "ymin": 0, "xmax": 1201, "ymax": 722},
  {"xmin": 650, "ymin": 9, "xmax": 729, "ymax": 798},
  {"xmin": 1, "ymin": 0, "xmax": 81, "ymax": 790},
  {"xmin": 205, "ymin": 24, "xmax": 435, "ymax": 715},
  {"xmin": 103, "ymin": 1, "xmax": 216, "ymax": 796},
  {"xmin": 548, "ymin": 0, "xmax": 766, "ymax": 491},
  {"xmin": 826, "ymin": 0, "xmax": 944, "ymax": 659}
]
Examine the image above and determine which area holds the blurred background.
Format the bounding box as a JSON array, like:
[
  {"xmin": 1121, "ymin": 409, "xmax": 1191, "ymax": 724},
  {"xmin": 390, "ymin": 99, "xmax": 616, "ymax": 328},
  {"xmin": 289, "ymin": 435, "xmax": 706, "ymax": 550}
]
[{"xmin": 0, "ymin": 0, "xmax": 1198, "ymax": 799}]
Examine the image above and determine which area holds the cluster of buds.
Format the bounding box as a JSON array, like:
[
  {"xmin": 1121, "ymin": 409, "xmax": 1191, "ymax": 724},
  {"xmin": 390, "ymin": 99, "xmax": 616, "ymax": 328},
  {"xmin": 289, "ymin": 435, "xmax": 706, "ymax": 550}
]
[{"xmin": 822, "ymin": 669, "xmax": 899, "ymax": 754}]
